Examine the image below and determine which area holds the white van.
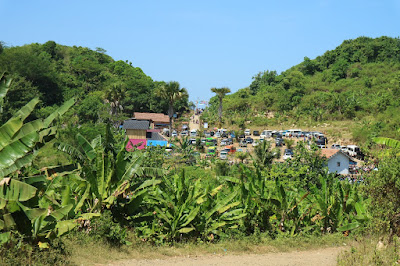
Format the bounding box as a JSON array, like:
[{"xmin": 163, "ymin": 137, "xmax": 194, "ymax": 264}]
[
  {"xmin": 190, "ymin": 129, "xmax": 198, "ymax": 137},
  {"xmin": 260, "ymin": 130, "xmax": 272, "ymax": 139},
  {"xmin": 287, "ymin": 129, "xmax": 302, "ymax": 137},
  {"xmin": 346, "ymin": 145, "xmax": 360, "ymax": 157}
]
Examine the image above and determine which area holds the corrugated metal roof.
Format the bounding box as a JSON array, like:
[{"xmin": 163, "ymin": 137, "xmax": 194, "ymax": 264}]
[
  {"xmin": 149, "ymin": 132, "xmax": 166, "ymax": 141},
  {"xmin": 123, "ymin": 119, "xmax": 150, "ymax": 130},
  {"xmin": 134, "ymin": 112, "xmax": 170, "ymax": 123}
]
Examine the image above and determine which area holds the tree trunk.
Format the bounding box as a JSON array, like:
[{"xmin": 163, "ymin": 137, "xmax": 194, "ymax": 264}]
[
  {"xmin": 168, "ymin": 103, "xmax": 174, "ymax": 134},
  {"xmin": 218, "ymin": 97, "xmax": 223, "ymax": 127}
]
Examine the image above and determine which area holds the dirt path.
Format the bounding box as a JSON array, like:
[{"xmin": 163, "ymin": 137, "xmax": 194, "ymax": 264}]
[
  {"xmin": 107, "ymin": 247, "xmax": 343, "ymax": 266},
  {"xmin": 189, "ymin": 114, "xmax": 201, "ymax": 131}
]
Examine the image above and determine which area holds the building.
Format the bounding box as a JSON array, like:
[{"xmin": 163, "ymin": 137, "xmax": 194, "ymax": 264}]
[
  {"xmin": 123, "ymin": 119, "xmax": 168, "ymax": 150},
  {"xmin": 133, "ymin": 112, "xmax": 170, "ymax": 129},
  {"xmin": 320, "ymin": 149, "xmax": 353, "ymax": 175}
]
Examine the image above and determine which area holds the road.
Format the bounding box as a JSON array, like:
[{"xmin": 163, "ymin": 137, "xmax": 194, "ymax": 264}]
[{"xmin": 107, "ymin": 247, "xmax": 344, "ymax": 266}]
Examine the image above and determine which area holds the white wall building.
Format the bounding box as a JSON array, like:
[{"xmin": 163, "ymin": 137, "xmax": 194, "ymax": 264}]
[{"xmin": 321, "ymin": 149, "xmax": 353, "ymax": 175}]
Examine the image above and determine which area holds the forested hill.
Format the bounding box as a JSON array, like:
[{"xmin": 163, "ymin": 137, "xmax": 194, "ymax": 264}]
[
  {"xmin": 206, "ymin": 36, "xmax": 400, "ymax": 141},
  {"xmin": 0, "ymin": 41, "xmax": 188, "ymax": 124}
]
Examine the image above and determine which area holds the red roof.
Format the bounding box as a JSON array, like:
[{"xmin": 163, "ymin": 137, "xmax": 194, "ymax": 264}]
[
  {"xmin": 320, "ymin": 149, "xmax": 353, "ymax": 161},
  {"xmin": 320, "ymin": 149, "xmax": 339, "ymax": 159},
  {"xmin": 133, "ymin": 112, "xmax": 170, "ymax": 124}
]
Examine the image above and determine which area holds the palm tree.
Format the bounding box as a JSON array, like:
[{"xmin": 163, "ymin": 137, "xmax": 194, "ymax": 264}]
[
  {"xmin": 155, "ymin": 81, "xmax": 188, "ymax": 133},
  {"xmin": 211, "ymin": 87, "xmax": 230, "ymax": 127},
  {"xmin": 104, "ymin": 81, "xmax": 126, "ymax": 117}
]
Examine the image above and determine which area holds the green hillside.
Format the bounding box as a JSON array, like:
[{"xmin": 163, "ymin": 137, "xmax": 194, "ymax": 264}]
[
  {"xmin": 0, "ymin": 41, "xmax": 188, "ymax": 124},
  {"xmin": 204, "ymin": 36, "xmax": 400, "ymax": 144}
]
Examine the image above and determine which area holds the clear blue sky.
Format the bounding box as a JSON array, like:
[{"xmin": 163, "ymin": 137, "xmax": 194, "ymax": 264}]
[{"xmin": 1, "ymin": 0, "xmax": 399, "ymax": 102}]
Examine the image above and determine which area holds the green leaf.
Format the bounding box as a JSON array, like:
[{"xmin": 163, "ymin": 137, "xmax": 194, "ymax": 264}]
[
  {"xmin": 0, "ymin": 117, "xmax": 23, "ymax": 150},
  {"xmin": 0, "ymin": 178, "xmax": 37, "ymax": 202},
  {"xmin": 55, "ymin": 220, "xmax": 77, "ymax": 237},
  {"xmin": 13, "ymin": 98, "xmax": 39, "ymax": 122},
  {"xmin": 0, "ymin": 232, "xmax": 11, "ymax": 245},
  {"xmin": 43, "ymin": 98, "xmax": 75, "ymax": 127},
  {"xmin": 181, "ymin": 206, "xmax": 200, "ymax": 228},
  {"xmin": 0, "ymin": 131, "xmax": 39, "ymax": 170},
  {"xmin": 76, "ymin": 134, "xmax": 96, "ymax": 161},
  {"xmin": 50, "ymin": 204, "xmax": 73, "ymax": 220},
  {"xmin": 338, "ymin": 222, "xmax": 360, "ymax": 232},
  {"xmin": 373, "ymin": 137, "xmax": 400, "ymax": 148},
  {"xmin": 177, "ymin": 227, "xmax": 194, "ymax": 234}
]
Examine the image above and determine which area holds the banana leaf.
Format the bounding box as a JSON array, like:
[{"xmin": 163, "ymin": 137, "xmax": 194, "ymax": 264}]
[
  {"xmin": 0, "ymin": 178, "xmax": 37, "ymax": 202},
  {"xmin": 43, "ymin": 98, "xmax": 75, "ymax": 127},
  {"xmin": 0, "ymin": 131, "xmax": 39, "ymax": 169},
  {"xmin": 338, "ymin": 222, "xmax": 360, "ymax": 232},
  {"xmin": 373, "ymin": 137, "xmax": 400, "ymax": 148},
  {"xmin": 0, "ymin": 117, "xmax": 23, "ymax": 150}
]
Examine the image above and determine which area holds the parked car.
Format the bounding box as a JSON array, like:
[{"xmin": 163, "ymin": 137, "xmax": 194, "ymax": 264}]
[
  {"xmin": 244, "ymin": 129, "xmax": 251, "ymax": 136},
  {"xmin": 215, "ymin": 132, "xmax": 221, "ymax": 138},
  {"xmin": 220, "ymin": 150, "xmax": 228, "ymax": 160},
  {"xmin": 224, "ymin": 145, "xmax": 236, "ymax": 154},
  {"xmin": 180, "ymin": 131, "xmax": 188, "ymax": 136},
  {"xmin": 239, "ymin": 140, "xmax": 247, "ymax": 147},
  {"xmin": 283, "ymin": 149, "xmax": 293, "ymax": 160},
  {"xmin": 245, "ymin": 137, "xmax": 254, "ymax": 144},
  {"xmin": 220, "ymin": 139, "xmax": 229, "ymax": 146},
  {"xmin": 252, "ymin": 140, "xmax": 260, "ymax": 147},
  {"xmin": 171, "ymin": 130, "xmax": 178, "ymax": 137},
  {"xmin": 210, "ymin": 131, "xmax": 215, "ymax": 137},
  {"xmin": 206, "ymin": 146, "xmax": 217, "ymax": 157},
  {"xmin": 253, "ymin": 130, "xmax": 260, "ymax": 136},
  {"xmin": 190, "ymin": 129, "xmax": 198, "ymax": 137},
  {"xmin": 227, "ymin": 138, "xmax": 234, "ymax": 145},
  {"xmin": 238, "ymin": 134, "xmax": 245, "ymax": 139},
  {"xmin": 275, "ymin": 137, "xmax": 284, "ymax": 147},
  {"xmin": 331, "ymin": 144, "xmax": 341, "ymax": 149},
  {"xmin": 261, "ymin": 130, "xmax": 272, "ymax": 139},
  {"xmin": 315, "ymin": 136, "xmax": 328, "ymax": 145},
  {"xmin": 317, "ymin": 144, "xmax": 326, "ymax": 149},
  {"xmin": 204, "ymin": 131, "xmax": 211, "ymax": 138}
]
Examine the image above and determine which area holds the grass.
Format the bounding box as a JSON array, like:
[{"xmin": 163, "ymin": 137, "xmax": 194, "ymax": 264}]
[
  {"xmin": 337, "ymin": 235, "xmax": 400, "ymax": 265},
  {"xmin": 65, "ymin": 232, "xmax": 352, "ymax": 265}
]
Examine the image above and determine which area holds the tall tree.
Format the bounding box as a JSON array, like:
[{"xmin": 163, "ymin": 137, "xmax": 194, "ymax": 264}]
[
  {"xmin": 155, "ymin": 81, "xmax": 188, "ymax": 133},
  {"xmin": 211, "ymin": 87, "xmax": 230, "ymax": 127}
]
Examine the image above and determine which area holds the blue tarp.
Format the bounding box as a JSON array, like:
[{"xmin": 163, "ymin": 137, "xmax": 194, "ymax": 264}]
[{"xmin": 147, "ymin": 140, "xmax": 168, "ymax": 147}]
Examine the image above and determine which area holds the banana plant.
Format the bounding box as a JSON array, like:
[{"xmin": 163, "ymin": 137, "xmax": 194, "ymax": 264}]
[
  {"xmin": 146, "ymin": 170, "xmax": 244, "ymax": 242},
  {"xmin": 55, "ymin": 126, "xmax": 164, "ymax": 212},
  {"xmin": 269, "ymin": 177, "xmax": 312, "ymax": 235},
  {"xmin": 223, "ymin": 165, "xmax": 274, "ymax": 234},
  {"xmin": 0, "ymin": 73, "xmax": 75, "ymax": 178},
  {"xmin": 0, "ymin": 178, "xmax": 83, "ymax": 247}
]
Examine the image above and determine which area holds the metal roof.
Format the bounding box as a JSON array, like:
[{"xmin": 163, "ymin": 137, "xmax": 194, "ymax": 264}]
[
  {"xmin": 148, "ymin": 132, "xmax": 166, "ymax": 141},
  {"xmin": 123, "ymin": 119, "xmax": 150, "ymax": 130}
]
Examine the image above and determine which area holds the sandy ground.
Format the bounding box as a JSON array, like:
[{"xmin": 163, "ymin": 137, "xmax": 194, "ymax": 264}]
[{"xmin": 107, "ymin": 247, "xmax": 344, "ymax": 266}]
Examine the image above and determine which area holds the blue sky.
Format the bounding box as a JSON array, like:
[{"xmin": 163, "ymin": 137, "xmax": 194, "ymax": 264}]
[{"xmin": 1, "ymin": 0, "xmax": 399, "ymax": 102}]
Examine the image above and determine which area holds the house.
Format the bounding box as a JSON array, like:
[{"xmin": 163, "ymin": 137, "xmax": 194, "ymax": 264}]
[
  {"xmin": 133, "ymin": 112, "xmax": 170, "ymax": 129},
  {"xmin": 123, "ymin": 119, "xmax": 149, "ymax": 150},
  {"xmin": 123, "ymin": 119, "xmax": 168, "ymax": 150},
  {"xmin": 320, "ymin": 149, "xmax": 353, "ymax": 175}
]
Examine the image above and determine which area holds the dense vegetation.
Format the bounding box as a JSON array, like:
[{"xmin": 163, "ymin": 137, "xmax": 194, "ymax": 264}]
[
  {"xmin": 0, "ymin": 41, "xmax": 189, "ymax": 126},
  {"xmin": 203, "ymin": 36, "xmax": 400, "ymax": 145}
]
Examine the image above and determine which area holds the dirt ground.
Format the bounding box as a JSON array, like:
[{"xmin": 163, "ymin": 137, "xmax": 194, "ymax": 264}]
[{"xmin": 107, "ymin": 247, "xmax": 344, "ymax": 266}]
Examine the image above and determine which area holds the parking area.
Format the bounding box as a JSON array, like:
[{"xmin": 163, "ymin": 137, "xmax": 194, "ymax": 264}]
[{"xmin": 165, "ymin": 127, "xmax": 363, "ymax": 164}]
